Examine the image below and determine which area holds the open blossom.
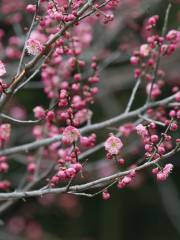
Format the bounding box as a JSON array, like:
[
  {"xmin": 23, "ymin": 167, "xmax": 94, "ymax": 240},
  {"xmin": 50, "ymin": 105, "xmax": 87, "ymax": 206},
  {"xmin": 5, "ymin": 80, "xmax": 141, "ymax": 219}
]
[
  {"xmin": 26, "ymin": 38, "xmax": 43, "ymax": 55},
  {"xmin": 136, "ymin": 124, "xmax": 148, "ymax": 137},
  {"xmin": 0, "ymin": 61, "xmax": 6, "ymax": 76},
  {"xmin": 74, "ymin": 109, "xmax": 92, "ymax": 126},
  {"xmin": 62, "ymin": 126, "xmax": 80, "ymax": 144},
  {"xmin": 104, "ymin": 134, "xmax": 123, "ymax": 155},
  {"xmin": 156, "ymin": 163, "xmax": 173, "ymax": 181},
  {"xmin": 166, "ymin": 30, "xmax": 180, "ymax": 44},
  {"xmin": 140, "ymin": 44, "xmax": 151, "ymax": 57}
]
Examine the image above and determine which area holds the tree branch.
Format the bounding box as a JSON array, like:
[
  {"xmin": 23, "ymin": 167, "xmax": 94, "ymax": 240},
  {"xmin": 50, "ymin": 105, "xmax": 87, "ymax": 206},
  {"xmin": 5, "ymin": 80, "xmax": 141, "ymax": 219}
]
[
  {"xmin": 0, "ymin": 92, "xmax": 177, "ymax": 156},
  {"xmin": 0, "ymin": 145, "xmax": 179, "ymax": 200}
]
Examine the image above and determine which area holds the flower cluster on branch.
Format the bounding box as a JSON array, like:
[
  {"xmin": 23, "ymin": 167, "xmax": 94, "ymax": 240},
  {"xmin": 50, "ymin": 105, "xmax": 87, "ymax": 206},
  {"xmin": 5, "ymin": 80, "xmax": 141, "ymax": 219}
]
[{"xmin": 0, "ymin": 0, "xmax": 179, "ymax": 217}]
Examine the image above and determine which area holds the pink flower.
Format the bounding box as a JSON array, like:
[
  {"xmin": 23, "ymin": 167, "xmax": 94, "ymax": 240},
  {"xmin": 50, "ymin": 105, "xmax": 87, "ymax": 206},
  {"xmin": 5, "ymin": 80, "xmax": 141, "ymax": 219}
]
[
  {"xmin": 140, "ymin": 44, "xmax": 151, "ymax": 57},
  {"xmin": 104, "ymin": 135, "xmax": 123, "ymax": 155},
  {"xmin": 166, "ymin": 30, "xmax": 180, "ymax": 44},
  {"xmin": 0, "ymin": 162, "xmax": 9, "ymax": 173},
  {"xmin": 119, "ymin": 123, "xmax": 135, "ymax": 137},
  {"xmin": 130, "ymin": 56, "xmax": 139, "ymax": 65},
  {"xmin": 74, "ymin": 109, "xmax": 92, "ymax": 126},
  {"xmin": 122, "ymin": 176, "xmax": 132, "ymax": 184},
  {"xmin": 156, "ymin": 163, "xmax": 173, "ymax": 181},
  {"xmin": 176, "ymin": 92, "xmax": 180, "ymax": 102},
  {"xmin": 163, "ymin": 163, "xmax": 173, "ymax": 175},
  {"xmin": 26, "ymin": 4, "xmax": 36, "ymax": 13},
  {"xmin": 27, "ymin": 162, "xmax": 36, "ymax": 174},
  {"xmin": 0, "ymin": 124, "xmax": 11, "ymax": 145},
  {"xmin": 62, "ymin": 126, "xmax": 80, "ymax": 144},
  {"xmin": 26, "ymin": 38, "xmax": 43, "ymax": 55},
  {"xmin": 147, "ymin": 15, "xmax": 159, "ymax": 27},
  {"xmin": 117, "ymin": 176, "xmax": 132, "ymax": 189},
  {"xmin": 0, "ymin": 61, "xmax": 6, "ymax": 76},
  {"xmin": 102, "ymin": 191, "xmax": 110, "ymax": 200},
  {"xmin": 33, "ymin": 106, "xmax": 45, "ymax": 119},
  {"xmin": 136, "ymin": 124, "xmax": 148, "ymax": 137},
  {"xmin": 146, "ymin": 83, "xmax": 161, "ymax": 99}
]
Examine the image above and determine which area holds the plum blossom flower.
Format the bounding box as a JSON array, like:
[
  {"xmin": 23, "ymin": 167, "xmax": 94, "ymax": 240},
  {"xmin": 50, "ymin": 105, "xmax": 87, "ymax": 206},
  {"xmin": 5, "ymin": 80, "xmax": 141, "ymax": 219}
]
[
  {"xmin": 176, "ymin": 92, "xmax": 180, "ymax": 102},
  {"xmin": 0, "ymin": 61, "xmax": 6, "ymax": 76},
  {"xmin": 74, "ymin": 109, "xmax": 92, "ymax": 126},
  {"xmin": 130, "ymin": 56, "xmax": 139, "ymax": 65},
  {"xmin": 26, "ymin": 4, "xmax": 36, "ymax": 13},
  {"xmin": 117, "ymin": 176, "xmax": 132, "ymax": 189},
  {"xmin": 26, "ymin": 38, "xmax": 43, "ymax": 55},
  {"xmin": 166, "ymin": 30, "xmax": 180, "ymax": 44},
  {"xmin": 156, "ymin": 163, "xmax": 173, "ymax": 181},
  {"xmin": 0, "ymin": 124, "xmax": 11, "ymax": 146},
  {"xmin": 102, "ymin": 191, "xmax": 110, "ymax": 200},
  {"xmin": 146, "ymin": 83, "xmax": 161, "ymax": 99},
  {"xmin": 119, "ymin": 123, "xmax": 135, "ymax": 137},
  {"xmin": 104, "ymin": 134, "xmax": 123, "ymax": 155},
  {"xmin": 33, "ymin": 106, "xmax": 45, "ymax": 119},
  {"xmin": 62, "ymin": 126, "xmax": 80, "ymax": 144},
  {"xmin": 136, "ymin": 124, "xmax": 148, "ymax": 137},
  {"xmin": 140, "ymin": 44, "xmax": 151, "ymax": 57}
]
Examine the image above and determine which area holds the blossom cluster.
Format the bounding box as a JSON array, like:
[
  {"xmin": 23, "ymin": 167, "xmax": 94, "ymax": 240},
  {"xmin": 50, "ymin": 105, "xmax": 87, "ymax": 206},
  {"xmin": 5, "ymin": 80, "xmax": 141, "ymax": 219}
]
[
  {"xmin": 130, "ymin": 15, "xmax": 180, "ymax": 100},
  {"xmin": 0, "ymin": 0, "xmax": 179, "ymax": 208}
]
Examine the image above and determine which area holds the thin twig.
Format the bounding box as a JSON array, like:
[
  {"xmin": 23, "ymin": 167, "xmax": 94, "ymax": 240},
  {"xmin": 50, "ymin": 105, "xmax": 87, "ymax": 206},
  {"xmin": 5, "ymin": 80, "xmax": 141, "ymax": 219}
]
[
  {"xmin": 16, "ymin": 0, "xmax": 41, "ymax": 75},
  {"xmin": 125, "ymin": 77, "xmax": 141, "ymax": 113}
]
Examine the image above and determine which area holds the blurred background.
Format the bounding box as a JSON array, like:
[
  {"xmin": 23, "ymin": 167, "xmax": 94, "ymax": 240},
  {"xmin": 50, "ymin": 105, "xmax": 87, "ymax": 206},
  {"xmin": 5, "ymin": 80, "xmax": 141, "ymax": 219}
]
[{"xmin": 0, "ymin": 0, "xmax": 180, "ymax": 239}]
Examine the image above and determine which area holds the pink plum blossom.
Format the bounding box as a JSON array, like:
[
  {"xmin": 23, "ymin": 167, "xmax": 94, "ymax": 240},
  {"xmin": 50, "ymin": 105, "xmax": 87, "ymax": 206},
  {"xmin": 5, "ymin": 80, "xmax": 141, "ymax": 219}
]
[
  {"xmin": 139, "ymin": 44, "xmax": 151, "ymax": 57},
  {"xmin": 156, "ymin": 163, "xmax": 173, "ymax": 181},
  {"xmin": 0, "ymin": 124, "xmax": 11, "ymax": 146},
  {"xmin": 26, "ymin": 38, "xmax": 43, "ymax": 55},
  {"xmin": 104, "ymin": 134, "xmax": 123, "ymax": 155},
  {"xmin": 136, "ymin": 124, "xmax": 148, "ymax": 137},
  {"xmin": 62, "ymin": 126, "xmax": 80, "ymax": 144},
  {"xmin": 0, "ymin": 61, "xmax": 6, "ymax": 76}
]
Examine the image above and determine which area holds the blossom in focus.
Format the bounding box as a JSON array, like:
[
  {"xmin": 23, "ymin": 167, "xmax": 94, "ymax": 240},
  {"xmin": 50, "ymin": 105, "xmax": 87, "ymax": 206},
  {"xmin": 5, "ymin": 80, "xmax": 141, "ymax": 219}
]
[
  {"xmin": 26, "ymin": 38, "xmax": 43, "ymax": 55},
  {"xmin": 104, "ymin": 134, "xmax": 123, "ymax": 155},
  {"xmin": 156, "ymin": 163, "xmax": 173, "ymax": 181},
  {"xmin": 62, "ymin": 126, "xmax": 80, "ymax": 144}
]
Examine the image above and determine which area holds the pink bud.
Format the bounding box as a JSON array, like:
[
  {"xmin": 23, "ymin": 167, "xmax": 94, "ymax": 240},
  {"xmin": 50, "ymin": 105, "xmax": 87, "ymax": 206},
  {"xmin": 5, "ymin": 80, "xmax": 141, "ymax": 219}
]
[
  {"xmin": 26, "ymin": 4, "xmax": 36, "ymax": 13},
  {"xmin": 102, "ymin": 191, "xmax": 110, "ymax": 200},
  {"xmin": 27, "ymin": 163, "xmax": 36, "ymax": 174},
  {"xmin": 130, "ymin": 56, "xmax": 139, "ymax": 65}
]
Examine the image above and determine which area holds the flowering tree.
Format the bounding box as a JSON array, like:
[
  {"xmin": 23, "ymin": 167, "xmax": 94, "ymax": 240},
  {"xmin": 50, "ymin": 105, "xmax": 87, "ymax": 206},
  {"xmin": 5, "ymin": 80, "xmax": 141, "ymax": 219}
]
[{"xmin": 0, "ymin": 0, "xmax": 180, "ymax": 235}]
